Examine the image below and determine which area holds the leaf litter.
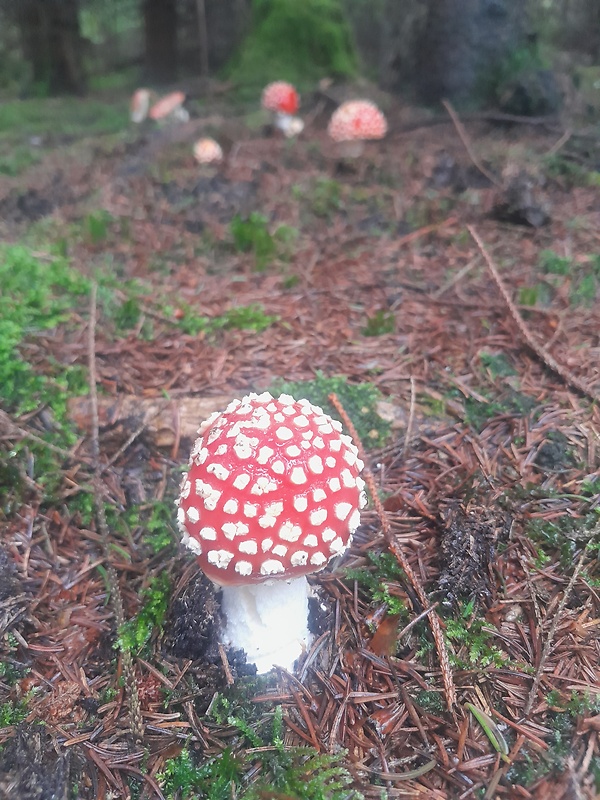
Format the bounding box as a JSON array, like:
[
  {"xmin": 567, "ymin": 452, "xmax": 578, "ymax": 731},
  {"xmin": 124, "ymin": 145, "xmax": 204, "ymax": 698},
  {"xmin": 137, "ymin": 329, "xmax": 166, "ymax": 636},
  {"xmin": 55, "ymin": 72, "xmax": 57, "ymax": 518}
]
[{"xmin": 0, "ymin": 96, "xmax": 599, "ymax": 799}]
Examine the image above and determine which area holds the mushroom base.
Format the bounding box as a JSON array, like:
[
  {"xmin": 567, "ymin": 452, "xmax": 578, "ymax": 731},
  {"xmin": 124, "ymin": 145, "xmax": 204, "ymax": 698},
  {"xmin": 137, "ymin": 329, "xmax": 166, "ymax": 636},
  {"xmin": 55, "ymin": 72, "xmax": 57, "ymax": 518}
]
[
  {"xmin": 220, "ymin": 576, "xmax": 311, "ymax": 674},
  {"xmin": 337, "ymin": 140, "xmax": 366, "ymax": 159}
]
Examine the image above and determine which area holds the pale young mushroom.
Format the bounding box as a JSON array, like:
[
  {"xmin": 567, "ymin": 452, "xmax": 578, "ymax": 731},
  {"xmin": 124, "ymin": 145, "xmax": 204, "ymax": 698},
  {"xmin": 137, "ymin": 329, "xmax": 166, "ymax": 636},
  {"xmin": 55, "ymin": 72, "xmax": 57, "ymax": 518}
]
[
  {"xmin": 130, "ymin": 89, "xmax": 154, "ymax": 123},
  {"xmin": 327, "ymin": 99, "xmax": 388, "ymax": 158},
  {"xmin": 176, "ymin": 391, "xmax": 366, "ymax": 673},
  {"xmin": 193, "ymin": 138, "xmax": 223, "ymax": 165}
]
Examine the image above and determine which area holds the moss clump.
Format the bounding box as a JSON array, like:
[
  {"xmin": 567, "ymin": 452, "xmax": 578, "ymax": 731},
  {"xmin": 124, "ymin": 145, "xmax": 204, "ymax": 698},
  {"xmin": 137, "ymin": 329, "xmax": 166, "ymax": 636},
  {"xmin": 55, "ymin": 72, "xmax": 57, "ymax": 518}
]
[
  {"xmin": 270, "ymin": 371, "xmax": 391, "ymax": 447},
  {"xmin": 226, "ymin": 0, "xmax": 356, "ymax": 96}
]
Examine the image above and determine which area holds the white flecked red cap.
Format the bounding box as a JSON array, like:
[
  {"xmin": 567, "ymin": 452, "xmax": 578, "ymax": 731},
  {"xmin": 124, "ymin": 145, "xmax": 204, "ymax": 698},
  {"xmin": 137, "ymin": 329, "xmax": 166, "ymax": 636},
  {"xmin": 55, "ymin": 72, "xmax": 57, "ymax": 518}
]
[
  {"xmin": 149, "ymin": 91, "xmax": 186, "ymax": 120},
  {"xmin": 327, "ymin": 100, "xmax": 387, "ymax": 142},
  {"xmin": 261, "ymin": 82, "xmax": 300, "ymax": 115},
  {"xmin": 177, "ymin": 392, "xmax": 366, "ymax": 586}
]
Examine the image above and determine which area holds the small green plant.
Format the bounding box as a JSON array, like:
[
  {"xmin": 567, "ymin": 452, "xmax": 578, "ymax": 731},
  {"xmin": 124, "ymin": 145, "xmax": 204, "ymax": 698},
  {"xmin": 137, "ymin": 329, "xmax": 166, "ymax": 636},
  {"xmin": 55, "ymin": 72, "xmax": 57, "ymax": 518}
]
[
  {"xmin": 270, "ymin": 371, "xmax": 391, "ymax": 447},
  {"xmin": 84, "ymin": 210, "xmax": 114, "ymax": 245},
  {"xmin": 444, "ymin": 600, "xmax": 505, "ymax": 669},
  {"xmin": 507, "ymin": 692, "xmax": 600, "ymax": 790},
  {"xmin": 117, "ymin": 573, "xmax": 171, "ymax": 653},
  {"xmin": 0, "ymin": 245, "xmax": 89, "ymax": 416},
  {"xmin": 362, "ymin": 310, "xmax": 395, "ymax": 337},
  {"xmin": 570, "ymin": 271, "xmax": 598, "ymax": 306},
  {"xmin": 462, "ymin": 389, "xmax": 536, "ymax": 432},
  {"xmin": 544, "ymin": 154, "xmax": 593, "ymax": 187},
  {"xmin": 159, "ymin": 747, "xmax": 244, "ymax": 800},
  {"xmin": 159, "ymin": 703, "xmax": 360, "ymax": 800},
  {"xmin": 0, "ymin": 697, "xmax": 30, "ymax": 727},
  {"xmin": 176, "ymin": 304, "xmax": 278, "ymax": 336},
  {"xmin": 414, "ymin": 690, "xmax": 445, "ymax": 715},
  {"xmin": 539, "ymin": 250, "xmax": 571, "ymax": 276},
  {"xmin": 310, "ymin": 178, "xmax": 342, "ymax": 218},
  {"xmin": 143, "ymin": 501, "xmax": 179, "ymax": 554},
  {"xmin": 479, "ymin": 351, "xmax": 516, "ymax": 379},
  {"xmin": 345, "ymin": 551, "xmax": 408, "ymax": 619},
  {"xmin": 230, "ymin": 213, "xmax": 277, "ymax": 270},
  {"xmin": 527, "ymin": 513, "xmax": 597, "ymax": 567}
]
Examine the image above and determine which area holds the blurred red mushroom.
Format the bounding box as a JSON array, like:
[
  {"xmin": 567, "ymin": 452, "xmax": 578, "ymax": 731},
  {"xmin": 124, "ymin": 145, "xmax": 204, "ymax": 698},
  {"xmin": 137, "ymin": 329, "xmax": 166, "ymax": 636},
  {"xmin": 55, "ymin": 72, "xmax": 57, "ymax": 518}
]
[
  {"xmin": 176, "ymin": 391, "xmax": 366, "ymax": 673},
  {"xmin": 327, "ymin": 99, "xmax": 387, "ymax": 157},
  {"xmin": 261, "ymin": 81, "xmax": 304, "ymax": 138},
  {"xmin": 149, "ymin": 91, "xmax": 189, "ymax": 123}
]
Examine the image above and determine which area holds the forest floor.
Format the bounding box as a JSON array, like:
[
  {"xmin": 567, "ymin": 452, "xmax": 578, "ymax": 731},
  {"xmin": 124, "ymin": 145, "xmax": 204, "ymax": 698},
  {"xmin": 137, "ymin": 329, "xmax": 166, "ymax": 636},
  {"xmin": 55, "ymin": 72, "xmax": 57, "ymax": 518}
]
[{"xmin": 0, "ymin": 85, "xmax": 599, "ymax": 800}]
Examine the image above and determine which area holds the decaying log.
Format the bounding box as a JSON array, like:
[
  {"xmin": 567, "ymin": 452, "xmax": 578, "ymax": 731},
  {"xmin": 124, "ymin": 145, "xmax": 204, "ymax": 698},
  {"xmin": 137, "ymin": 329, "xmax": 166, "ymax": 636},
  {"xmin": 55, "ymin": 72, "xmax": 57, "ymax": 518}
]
[
  {"xmin": 68, "ymin": 394, "xmax": 405, "ymax": 450},
  {"xmin": 68, "ymin": 394, "xmax": 232, "ymax": 449}
]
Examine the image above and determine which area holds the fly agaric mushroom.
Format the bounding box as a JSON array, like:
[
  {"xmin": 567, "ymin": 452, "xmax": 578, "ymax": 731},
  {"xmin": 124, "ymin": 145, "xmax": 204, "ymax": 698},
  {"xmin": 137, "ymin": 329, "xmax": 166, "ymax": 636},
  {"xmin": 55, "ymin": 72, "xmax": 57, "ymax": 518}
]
[
  {"xmin": 130, "ymin": 88, "xmax": 153, "ymax": 123},
  {"xmin": 327, "ymin": 99, "xmax": 387, "ymax": 158},
  {"xmin": 261, "ymin": 81, "xmax": 304, "ymax": 138},
  {"xmin": 149, "ymin": 91, "xmax": 189, "ymax": 123},
  {"xmin": 176, "ymin": 391, "xmax": 366, "ymax": 673},
  {"xmin": 193, "ymin": 138, "xmax": 223, "ymax": 165}
]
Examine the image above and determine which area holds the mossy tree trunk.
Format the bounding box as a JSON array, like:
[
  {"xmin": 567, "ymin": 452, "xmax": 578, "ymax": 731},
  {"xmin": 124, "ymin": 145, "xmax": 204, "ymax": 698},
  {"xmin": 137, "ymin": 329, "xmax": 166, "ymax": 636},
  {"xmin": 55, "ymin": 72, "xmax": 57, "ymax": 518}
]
[
  {"xmin": 417, "ymin": 0, "xmax": 527, "ymax": 105},
  {"xmin": 143, "ymin": 0, "xmax": 178, "ymax": 83}
]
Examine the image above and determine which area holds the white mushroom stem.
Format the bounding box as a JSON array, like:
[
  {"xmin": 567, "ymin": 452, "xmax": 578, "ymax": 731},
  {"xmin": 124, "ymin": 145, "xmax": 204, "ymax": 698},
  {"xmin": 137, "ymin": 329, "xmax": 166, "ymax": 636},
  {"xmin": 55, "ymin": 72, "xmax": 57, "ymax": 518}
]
[
  {"xmin": 219, "ymin": 576, "xmax": 312, "ymax": 673},
  {"xmin": 337, "ymin": 139, "xmax": 365, "ymax": 158}
]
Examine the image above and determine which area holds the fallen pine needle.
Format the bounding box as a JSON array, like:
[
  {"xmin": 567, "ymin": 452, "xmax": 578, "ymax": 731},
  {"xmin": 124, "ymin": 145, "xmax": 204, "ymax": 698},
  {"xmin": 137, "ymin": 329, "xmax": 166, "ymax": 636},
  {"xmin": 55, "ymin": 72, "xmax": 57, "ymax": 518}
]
[{"xmin": 468, "ymin": 225, "xmax": 599, "ymax": 403}]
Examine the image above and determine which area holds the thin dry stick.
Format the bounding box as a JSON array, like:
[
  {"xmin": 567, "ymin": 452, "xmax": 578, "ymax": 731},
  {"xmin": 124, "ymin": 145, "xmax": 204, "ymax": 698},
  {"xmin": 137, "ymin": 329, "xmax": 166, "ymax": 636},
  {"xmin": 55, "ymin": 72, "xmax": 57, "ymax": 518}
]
[
  {"xmin": 523, "ymin": 547, "xmax": 589, "ymax": 717},
  {"xmin": 99, "ymin": 408, "xmax": 162, "ymax": 476},
  {"xmin": 87, "ymin": 284, "xmax": 144, "ymax": 743},
  {"xmin": 468, "ymin": 225, "xmax": 599, "ymax": 403},
  {"xmin": 431, "ymin": 257, "xmax": 478, "ymax": 300},
  {"xmin": 329, "ymin": 393, "xmax": 456, "ymax": 710},
  {"xmin": 395, "ymin": 216, "xmax": 458, "ymax": 249},
  {"xmin": 546, "ymin": 128, "xmax": 572, "ymax": 157},
  {"xmin": 402, "ymin": 377, "xmax": 416, "ymax": 459},
  {"xmin": 442, "ymin": 99, "xmax": 502, "ymax": 188}
]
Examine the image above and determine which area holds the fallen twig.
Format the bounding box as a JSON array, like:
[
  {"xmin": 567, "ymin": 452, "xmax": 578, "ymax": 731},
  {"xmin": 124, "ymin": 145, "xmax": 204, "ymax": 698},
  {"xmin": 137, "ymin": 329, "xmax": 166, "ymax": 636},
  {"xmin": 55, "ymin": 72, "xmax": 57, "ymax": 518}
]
[
  {"xmin": 396, "ymin": 216, "xmax": 458, "ymax": 248},
  {"xmin": 468, "ymin": 225, "xmax": 599, "ymax": 403},
  {"xmin": 442, "ymin": 100, "xmax": 502, "ymax": 188},
  {"xmin": 329, "ymin": 392, "xmax": 456, "ymax": 710}
]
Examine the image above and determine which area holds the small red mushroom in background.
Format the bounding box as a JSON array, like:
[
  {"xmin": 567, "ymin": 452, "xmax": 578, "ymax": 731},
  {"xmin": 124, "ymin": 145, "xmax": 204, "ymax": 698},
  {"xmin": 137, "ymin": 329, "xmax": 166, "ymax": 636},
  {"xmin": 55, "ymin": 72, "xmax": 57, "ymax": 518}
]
[
  {"xmin": 261, "ymin": 81, "xmax": 304, "ymax": 138},
  {"xmin": 327, "ymin": 99, "xmax": 387, "ymax": 158},
  {"xmin": 149, "ymin": 91, "xmax": 189, "ymax": 123},
  {"xmin": 130, "ymin": 88, "xmax": 155, "ymax": 123},
  {"xmin": 193, "ymin": 138, "xmax": 223, "ymax": 165},
  {"xmin": 176, "ymin": 391, "xmax": 366, "ymax": 673}
]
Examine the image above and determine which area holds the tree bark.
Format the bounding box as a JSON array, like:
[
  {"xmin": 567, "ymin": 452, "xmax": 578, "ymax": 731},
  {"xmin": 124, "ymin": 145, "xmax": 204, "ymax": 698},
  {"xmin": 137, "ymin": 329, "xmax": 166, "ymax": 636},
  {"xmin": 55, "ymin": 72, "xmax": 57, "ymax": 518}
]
[
  {"xmin": 196, "ymin": 0, "xmax": 209, "ymax": 77},
  {"xmin": 143, "ymin": 0, "xmax": 178, "ymax": 84},
  {"xmin": 17, "ymin": 0, "xmax": 86, "ymax": 95},
  {"xmin": 417, "ymin": 0, "xmax": 527, "ymax": 105}
]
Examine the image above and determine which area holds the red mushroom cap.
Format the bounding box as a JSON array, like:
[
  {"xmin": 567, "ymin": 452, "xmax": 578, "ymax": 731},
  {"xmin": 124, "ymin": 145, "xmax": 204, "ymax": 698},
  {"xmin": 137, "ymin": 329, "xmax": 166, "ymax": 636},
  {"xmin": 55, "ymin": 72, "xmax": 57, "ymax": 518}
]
[
  {"xmin": 261, "ymin": 82, "xmax": 300, "ymax": 115},
  {"xmin": 327, "ymin": 100, "xmax": 388, "ymax": 142},
  {"xmin": 177, "ymin": 392, "xmax": 366, "ymax": 586},
  {"xmin": 149, "ymin": 91, "xmax": 186, "ymax": 120}
]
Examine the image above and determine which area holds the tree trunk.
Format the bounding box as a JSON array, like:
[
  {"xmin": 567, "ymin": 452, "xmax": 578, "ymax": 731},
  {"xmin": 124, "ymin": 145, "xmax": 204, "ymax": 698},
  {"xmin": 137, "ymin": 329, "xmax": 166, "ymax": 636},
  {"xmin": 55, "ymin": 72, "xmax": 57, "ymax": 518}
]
[
  {"xmin": 417, "ymin": 0, "xmax": 527, "ymax": 105},
  {"xmin": 143, "ymin": 0, "xmax": 178, "ymax": 84},
  {"xmin": 17, "ymin": 0, "xmax": 86, "ymax": 94}
]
